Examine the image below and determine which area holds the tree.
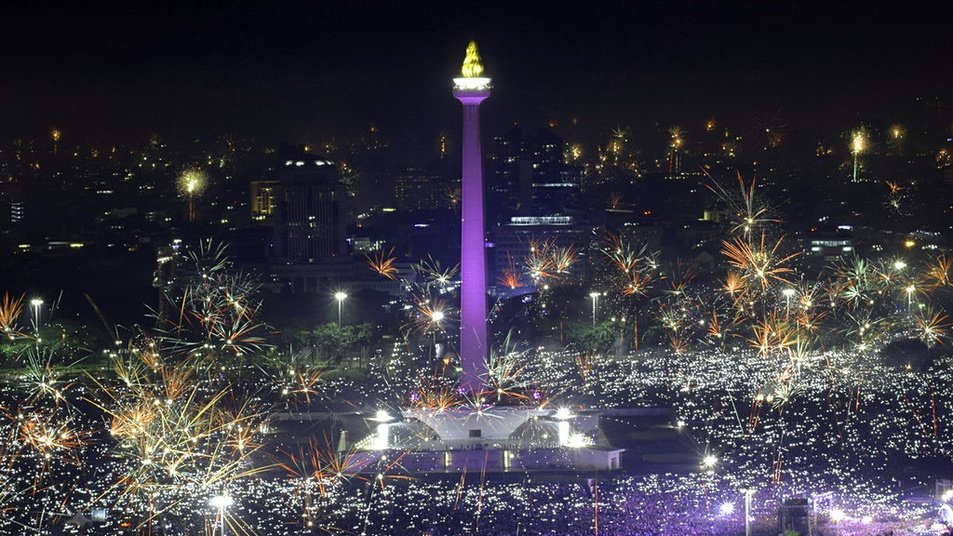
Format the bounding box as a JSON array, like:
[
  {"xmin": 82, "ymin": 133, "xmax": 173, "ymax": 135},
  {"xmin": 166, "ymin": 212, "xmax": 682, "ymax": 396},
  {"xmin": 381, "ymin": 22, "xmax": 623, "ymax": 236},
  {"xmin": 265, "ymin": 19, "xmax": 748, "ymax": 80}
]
[
  {"xmin": 351, "ymin": 323, "xmax": 378, "ymax": 369},
  {"xmin": 307, "ymin": 322, "xmax": 379, "ymax": 365},
  {"xmin": 565, "ymin": 320, "xmax": 616, "ymax": 353},
  {"xmin": 310, "ymin": 323, "xmax": 353, "ymax": 364}
]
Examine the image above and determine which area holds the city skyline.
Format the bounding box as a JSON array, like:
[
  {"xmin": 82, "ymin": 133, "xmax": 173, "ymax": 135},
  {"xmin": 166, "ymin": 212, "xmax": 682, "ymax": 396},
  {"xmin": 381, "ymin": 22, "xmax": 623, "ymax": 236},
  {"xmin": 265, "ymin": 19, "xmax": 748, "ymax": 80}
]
[
  {"xmin": 0, "ymin": 5, "xmax": 953, "ymax": 534},
  {"xmin": 2, "ymin": 2, "xmax": 951, "ymax": 156}
]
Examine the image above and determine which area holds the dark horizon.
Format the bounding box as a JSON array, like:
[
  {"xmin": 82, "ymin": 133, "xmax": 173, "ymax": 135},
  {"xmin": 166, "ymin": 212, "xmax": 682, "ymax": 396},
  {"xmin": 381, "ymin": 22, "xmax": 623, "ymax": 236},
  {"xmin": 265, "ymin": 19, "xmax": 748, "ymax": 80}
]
[{"xmin": 2, "ymin": 1, "xmax": 951, "ymax": 155}]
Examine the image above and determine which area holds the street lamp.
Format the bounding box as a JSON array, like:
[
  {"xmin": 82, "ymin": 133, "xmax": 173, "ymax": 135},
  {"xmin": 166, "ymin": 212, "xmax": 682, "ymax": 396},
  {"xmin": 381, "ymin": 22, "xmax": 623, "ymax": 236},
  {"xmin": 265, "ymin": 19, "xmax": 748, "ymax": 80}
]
[
  {"xmin": 29, "ymin": 298, "xmax": 44, "ymax": 333},
  {"xmin": 333, "ymin": 291, "xmax": 348, "ymax": 326},
  {"xmin": 430, "ymin": 309, "xmax": 445, "ymax": 358},
  {"xmin": 742, "ymin": 488, "xmax": 755, "ymax": 536},
  {"xmin": 209, "ymin": 494, "xmax": 234, "ymax": 535},
  {"xmin": 589, "ymin": 291, "xmax": 601, "ymax": 326},
  {"xmin": 781, "ymin": 287, "xmax": 795, "ymax": 310}
]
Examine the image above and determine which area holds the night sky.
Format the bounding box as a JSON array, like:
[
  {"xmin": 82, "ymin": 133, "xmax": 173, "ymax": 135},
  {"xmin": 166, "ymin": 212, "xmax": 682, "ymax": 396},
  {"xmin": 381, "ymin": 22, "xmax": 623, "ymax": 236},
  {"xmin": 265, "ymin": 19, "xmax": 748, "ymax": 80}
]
[{"xmin": 3, "ymin": 1, "xmax": 950, "ymax": 153}]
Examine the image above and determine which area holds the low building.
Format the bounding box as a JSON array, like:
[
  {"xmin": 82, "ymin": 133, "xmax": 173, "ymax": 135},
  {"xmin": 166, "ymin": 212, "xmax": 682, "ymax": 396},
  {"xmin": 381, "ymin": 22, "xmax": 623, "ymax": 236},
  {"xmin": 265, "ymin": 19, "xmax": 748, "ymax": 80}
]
[{"xmin": 803, "ymin": 225, "xmax": 854, "ymax": 260}]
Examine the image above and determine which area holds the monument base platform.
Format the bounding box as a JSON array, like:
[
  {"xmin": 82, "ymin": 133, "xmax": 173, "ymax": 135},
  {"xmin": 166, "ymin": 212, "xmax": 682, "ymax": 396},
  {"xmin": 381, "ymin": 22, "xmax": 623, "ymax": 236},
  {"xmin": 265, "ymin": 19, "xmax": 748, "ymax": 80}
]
[{"xmin": 350, "ymin": 406, "xmax": 623, "ymax": 473}]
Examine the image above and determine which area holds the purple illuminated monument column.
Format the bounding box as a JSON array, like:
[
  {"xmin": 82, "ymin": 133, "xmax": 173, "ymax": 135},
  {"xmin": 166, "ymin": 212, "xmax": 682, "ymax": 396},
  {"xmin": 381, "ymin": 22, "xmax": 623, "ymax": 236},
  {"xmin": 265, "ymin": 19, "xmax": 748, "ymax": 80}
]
[{"xmin": 453, "ymin": 42, "xmax": 491, "ymax": 392}]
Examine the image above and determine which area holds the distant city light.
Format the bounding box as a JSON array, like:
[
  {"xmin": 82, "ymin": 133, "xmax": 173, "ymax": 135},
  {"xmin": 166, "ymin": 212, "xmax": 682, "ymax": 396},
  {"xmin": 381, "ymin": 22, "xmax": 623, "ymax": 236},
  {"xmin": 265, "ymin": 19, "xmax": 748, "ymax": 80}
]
[{"xmin": 3, "ymin": 30, "xmax": 953, "ymax": 536}]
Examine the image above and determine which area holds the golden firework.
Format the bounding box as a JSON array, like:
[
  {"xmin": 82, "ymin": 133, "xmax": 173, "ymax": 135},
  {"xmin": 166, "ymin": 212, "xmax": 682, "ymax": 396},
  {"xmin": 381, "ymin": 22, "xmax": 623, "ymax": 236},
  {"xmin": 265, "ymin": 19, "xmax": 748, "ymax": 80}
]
[
  {"xmin": 367, "ymin": 248, "xmax": 399, "ymax": 280},
  {"xmin": 722, "ymin": 232, "xmax": 797, "ymax": 289}
]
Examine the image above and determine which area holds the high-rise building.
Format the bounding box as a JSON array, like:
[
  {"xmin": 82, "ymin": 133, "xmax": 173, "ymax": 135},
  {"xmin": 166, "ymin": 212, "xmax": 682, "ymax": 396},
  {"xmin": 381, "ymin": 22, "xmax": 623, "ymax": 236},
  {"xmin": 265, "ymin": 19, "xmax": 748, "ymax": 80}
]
[
  {"xmin": 487, "ymin": 126, "xmax": 580, "ymax": 220},
  {"xmin": 488, "ymin": 126, "xmax": 527, "ymax": 218},
  {"xmin": 530, "ymin": 128, "xmax": 580, "ymax": 216},
  {"xmin": 273, "ymin": 157, "xmax": 344, "ymax": 263},
  {"xmin": 393, "ymin": 164, "xmax": 454, "ymax": 212}
]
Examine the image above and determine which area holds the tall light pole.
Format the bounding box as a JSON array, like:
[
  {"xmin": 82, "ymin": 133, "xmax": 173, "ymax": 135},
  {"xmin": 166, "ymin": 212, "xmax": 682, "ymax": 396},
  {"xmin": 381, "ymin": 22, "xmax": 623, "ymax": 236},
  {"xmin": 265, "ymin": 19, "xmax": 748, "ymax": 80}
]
[
  {"xmin": 30, "ymin": 298, "xmax": 44, "ymax": 334},
  {"xmin": 781, "ymin": 287, "xmax": 795, "ymax": 312},
  {"xmin": 334, "ymin": 291, "xmax": 348, "ymax": 326},
  {"xmin": 209, "ymin": 494, "xmax": 234, "ymax": 535},
  {"xmin": 431, "ymin": 309, "xmax": 445, "ymax": 359},
  {"xmin": 743, "ymin": 488, "xmax": 754, "ymax": 536},
  {"xmin": 589, "ymin": 292, "xmax": 601, "ymax": 326}
]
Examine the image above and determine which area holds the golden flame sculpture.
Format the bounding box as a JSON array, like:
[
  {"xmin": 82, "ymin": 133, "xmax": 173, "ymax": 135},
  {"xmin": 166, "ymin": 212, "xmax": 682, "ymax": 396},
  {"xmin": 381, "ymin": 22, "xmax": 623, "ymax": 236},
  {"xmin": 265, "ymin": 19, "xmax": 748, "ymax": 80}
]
[{"xmin": 461, "ymin": 41, "xmax": 484, "ymax": 78}]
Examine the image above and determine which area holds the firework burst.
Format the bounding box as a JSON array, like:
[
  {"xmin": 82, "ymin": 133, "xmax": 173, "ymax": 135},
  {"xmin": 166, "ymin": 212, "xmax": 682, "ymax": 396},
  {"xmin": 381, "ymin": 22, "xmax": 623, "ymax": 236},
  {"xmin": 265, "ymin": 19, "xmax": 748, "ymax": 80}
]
[
  {"xmin": 722, "ymin": 232, "xmax": 797, "ymax": 290},
  {"xmin": 176, "ymin": 167, "xmax": 208, "ymax": 221},
  {"xmin": 153, "ymin": 240, "xmax": 270, "ymax": 361},
  {"xmin": 0, "ymin": 293, "xmax": 25, "ymax": 340},
  {"xmin": 413, "ymin": 256, "xmax": 459, "ymax": 292},
  {"xmin": 915, "ymin": 306, "xmax": 950, "ymax": 346},
  {"xmin": 499, "ymin": 257, "xmax": 524, "ymax": 290},
  {"xmin": 367, "ymin": 248, "xmax": 399, "ymax": 280},
  {"xmin": 924, "ymin": 254, "xmax": 952, "ymax": 290},
  {"xmin": 706, "ymin": 172, "xmax": 778, "ymax": 240}
]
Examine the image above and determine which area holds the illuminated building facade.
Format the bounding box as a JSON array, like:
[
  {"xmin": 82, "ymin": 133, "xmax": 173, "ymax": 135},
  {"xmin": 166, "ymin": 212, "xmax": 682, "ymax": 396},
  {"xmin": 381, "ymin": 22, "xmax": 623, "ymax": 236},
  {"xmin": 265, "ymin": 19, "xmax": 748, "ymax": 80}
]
[
  {"xmin": 488, "ymin": 127, "xmax": 580, "ymax": 221},
  {"xmin": 250, "ymin": 180, "xmax": 277, "ymax": 223},
  {"xmin": 273, "ymin": 157, "xmax": 344, "ymax": 263},
  {"xmin": 803, "ymin": 225, "xmax": 855, "ymax": 260},
  {"xmin": 394, "ymin": 166, "xmax": 454, "ymax": 212}
]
